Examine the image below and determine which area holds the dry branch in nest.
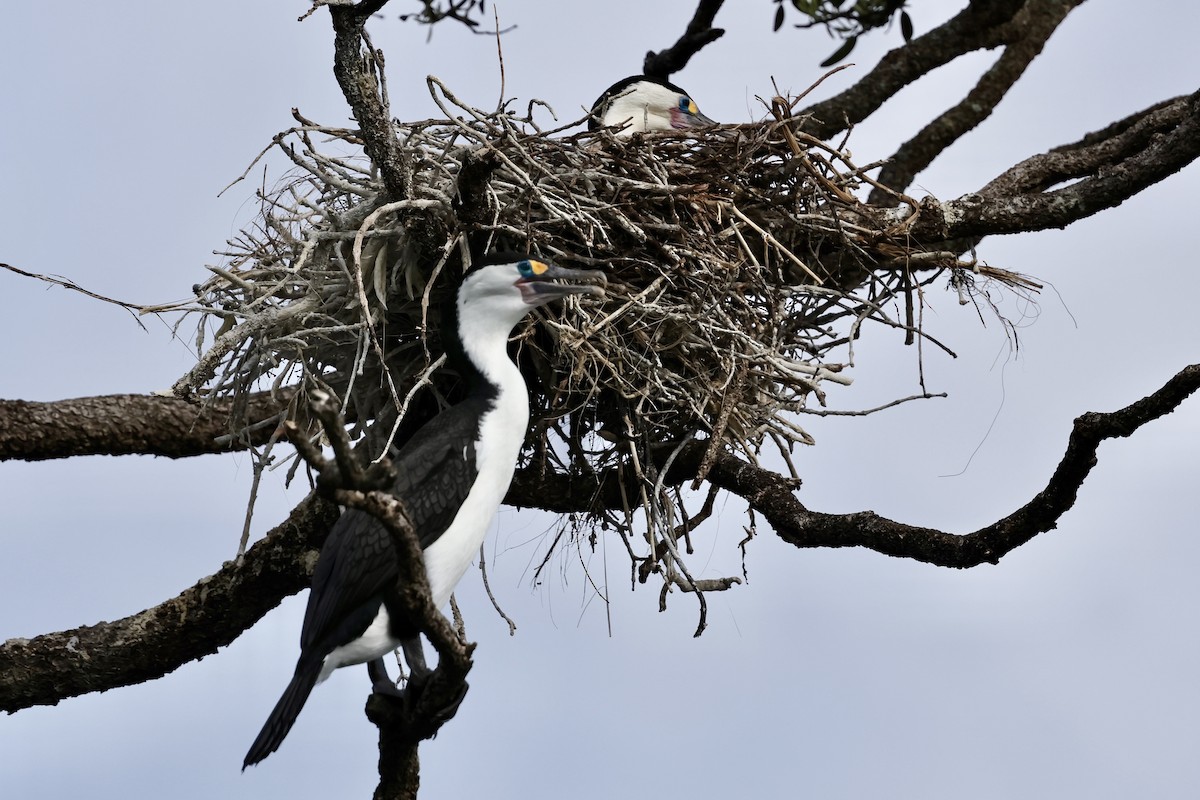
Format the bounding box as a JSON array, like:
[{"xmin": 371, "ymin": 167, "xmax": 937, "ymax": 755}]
[{"xmin": 162, "ymin": 77, "xmax": 1038, "ymax": 619}]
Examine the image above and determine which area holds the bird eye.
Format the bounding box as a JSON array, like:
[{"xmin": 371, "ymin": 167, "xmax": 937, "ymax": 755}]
[
  {"xmin": 678, "ymin": 97, "xmax": 690, "ymax": 112},
  {"xmin": 518, "ymin": 260, "xmax": 548, "ymax": 278}
]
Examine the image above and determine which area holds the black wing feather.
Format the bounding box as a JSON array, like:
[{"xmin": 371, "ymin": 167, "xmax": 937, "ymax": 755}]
[
  {"xmin": 299, "ymin": 398, "xmax": 485, "ymax": 654},
  {"xmin": 246, "ymin": 398, "xmax": 488, "ymax": 767}
]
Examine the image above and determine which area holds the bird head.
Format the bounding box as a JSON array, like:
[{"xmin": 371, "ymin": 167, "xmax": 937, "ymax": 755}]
[
  {"xmin": 589, "ymin": 75, "xmax": 716, "ymax": 136},
  {"xmin": 456, "ymin": 254, "xmax": 608, "ymax": 332}
]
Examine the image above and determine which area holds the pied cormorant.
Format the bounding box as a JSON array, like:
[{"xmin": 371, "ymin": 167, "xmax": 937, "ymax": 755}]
[
  {"xmin": 243, "ymin": 254, "xmax": 607, "ymax": 768},
  {"xmin": 589, "ymin": 74, "xmax": 716, "ymax": 135}
]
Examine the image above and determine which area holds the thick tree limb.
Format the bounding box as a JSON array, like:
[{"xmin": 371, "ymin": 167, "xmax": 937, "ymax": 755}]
[
  {"xmin": 350, "ymin": 489, "xmax": 473, "ymax": 800},
  {"xmin": 330, "ymin": 1, "xmax": 409, "ymax": 200},
  {"xmin": 642, "ymin": 0, "xmax": 726, "ymax": 81},
  {"xmin": 0, "ymin": 494, "xmax": 336, "ymax": 713},
  {"xmin": 328, "ymin": 1, "xmax": 448, "ymax": 270},
  {"xmin": 979, "ymin": 90, "xmax": 1200, "ymax": 199},
  {"xmin": 4, "ymin": 363, "xmax": 1195, "ymax": 713},
  {"xmin": 0, "ymin": 392, "xmax": 291, "ymax": 462},
  {"xmin": 869, "ymin": 0, "xmax": 1083, "ymax": 204},
  {"xmin": 799, "ymin": 0, "xmax": 1027, "ymax": 141},
  {"xmin": 702, "ymin": 364, "xmax": 1200, "ymax": 566},
  {"xmin": 909, "ymin": 89, "xmax": 1200, "ymax": 240},
  {"xmin": 512, "ymin": 365, "xmax": 1200, "ymax": 568}
]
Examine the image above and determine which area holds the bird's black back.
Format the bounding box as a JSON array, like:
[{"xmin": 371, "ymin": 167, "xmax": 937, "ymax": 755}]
[{"xmin": 300, "ymin": 394, "xmax": 489, "ymax": 651}]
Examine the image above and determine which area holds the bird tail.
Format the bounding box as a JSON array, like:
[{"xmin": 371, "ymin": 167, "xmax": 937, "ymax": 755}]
[{"xmin": 243, "ymin": 657, "xmax": 324, "ymax": 770}]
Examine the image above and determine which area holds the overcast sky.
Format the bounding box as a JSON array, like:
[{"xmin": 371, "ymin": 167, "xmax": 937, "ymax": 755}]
[{"xmin": 2, "ymin": 2, "xmax": 1198, "ymax": 798}]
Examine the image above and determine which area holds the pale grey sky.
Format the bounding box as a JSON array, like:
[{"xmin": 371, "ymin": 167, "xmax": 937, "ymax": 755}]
[{"xmin": 2, "ymin": 2, "xmax": 1198, "ymax": 798}]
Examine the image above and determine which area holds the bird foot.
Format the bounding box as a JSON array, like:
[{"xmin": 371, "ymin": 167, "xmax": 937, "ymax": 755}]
[
  {"xmin": 404, "ymin": 675, "xmax": 469, "ymax": 739},
  {"xmin": 366, "ymin": 654, "xmax": 467, "ymax": 739},
  {"xmin": 367, "ymin": 657, "xmax": 407, "ymax": 698},
  {"xmin": 371, "ymin": 678, "xmax": 407, "ymax": 699}
]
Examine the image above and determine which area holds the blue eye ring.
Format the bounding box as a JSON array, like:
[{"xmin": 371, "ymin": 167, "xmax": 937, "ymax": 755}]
[
  {"xmin": 517, "ymin": 259, "xmax": 548, "ymax": 278},
  {"xmin": 678, "ymin": 96, "xmax": 690, "ymax": 112}
]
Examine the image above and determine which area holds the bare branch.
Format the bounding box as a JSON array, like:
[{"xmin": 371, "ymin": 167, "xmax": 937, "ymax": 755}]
[
  {"xmin": 0, "ymin": 391, "xmax": 293, "ymax": 462},
  {"xmin": 329, "ymin": 2, "xmax": 409, "ymax": 200},
  {"xmin": 681, "ymin": 363, "xmax": 1200, "ymax": 566},
  {"xmin": 0, "ymin": 495, "xmax": 337, "ymax": 713},
  {"xmin": 869, "ymin": 0, "xmax": 1083, "ymax": 204},
  {"xmin": 642, "ymin": 0, "xmax": 726, "ymax": 80},
  {"xmin": 1, "ymin": 262, "xmax": 152, "ymax": 328},
  {"xmin": 912, "ymin": 89, "xmax": 1200, "ymax": 239},
  {"xmin": 510, "ymin": 365, "xmax": 1200, "ymax": 568},
  {"xmin": 980, "ymin": 90, "xmax": 1200, "ymax": 198},
  {"xmin": 289, "ymin": 397, "xmax": 473, "ymax": 797},
  {"xmin": 338, "ymin": 489, "xmax": 474, "ymax": 740},
  {"xmin": 7, "ymin": 363, "xmax": 1194, "ymax": 714},
  {"xmin": 799, "ymin": 0, "xmax": 1027, "ymax": 141}
]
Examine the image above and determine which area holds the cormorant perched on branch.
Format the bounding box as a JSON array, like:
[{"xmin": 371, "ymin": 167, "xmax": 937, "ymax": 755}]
[{"xmin": 244, "ymin": 254, "xmax": 607, "ymax": 767}]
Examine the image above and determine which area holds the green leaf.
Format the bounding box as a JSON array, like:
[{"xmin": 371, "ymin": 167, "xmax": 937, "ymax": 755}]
[{"xmin": 820, "ymin": 35, "xmax": 857, "ymax": 67}]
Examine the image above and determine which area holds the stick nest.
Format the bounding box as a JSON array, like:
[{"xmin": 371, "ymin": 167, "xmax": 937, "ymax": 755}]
[{"xmin": 172, "ymin": 77, "xmax": 1035, "ymax": 504}]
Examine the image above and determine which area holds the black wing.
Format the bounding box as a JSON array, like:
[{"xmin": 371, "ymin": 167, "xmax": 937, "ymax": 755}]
[
  {"xmin": 298, "ymin": 399, "xmax": 485, "ymax": 654},
  {"xmin": 389, "ymin": 396, "xmax": 486, "ymax": 548}
]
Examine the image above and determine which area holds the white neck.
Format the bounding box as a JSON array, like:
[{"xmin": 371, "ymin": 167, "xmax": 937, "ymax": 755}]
[
  {"xmin": 456, "ymin": 295, "xmax": 532, "ymax": 413},
  {"xmin": 420, "ymin": 302, "xmax": 531, "ymax": 607}
]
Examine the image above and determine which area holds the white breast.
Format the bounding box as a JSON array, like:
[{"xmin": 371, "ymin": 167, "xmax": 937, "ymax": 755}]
[{"xmin": 422, "ymin": 381, "xmax": 528, "ymax": 605}]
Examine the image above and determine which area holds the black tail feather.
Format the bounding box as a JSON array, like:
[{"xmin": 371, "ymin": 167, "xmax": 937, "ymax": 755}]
[{"xmin": 243, "ymin": 658, "xmax": 324, "ymax": 769}]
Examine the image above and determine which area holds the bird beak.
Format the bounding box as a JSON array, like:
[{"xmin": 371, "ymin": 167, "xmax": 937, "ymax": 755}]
[
  {"xmin": 670, "ymin": 105, "xmax": 717, "ymax": 131},
  {"xmin": 518, "ymin": 263, "xmax": 608, "ymax": 304}
]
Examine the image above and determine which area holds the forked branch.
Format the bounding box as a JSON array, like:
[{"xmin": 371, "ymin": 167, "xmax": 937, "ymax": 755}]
[
  {"xmin": 643, "ymin": 0, "xmax": 726, "ymax": 80},
  {"xmin": 911, "ymin": 89, "xmax": 1200, "ymax": 240},
  {"xmin": 675, "ymin": 363, "xmax": 1200, "ymax": 566},
  {"xmin": 2, "ymin": 365, "xmax": 1194, "ymax": 714},
  {"xmin": 869, "ymin": 0, "xmax": 1084, "ymax": 203}
]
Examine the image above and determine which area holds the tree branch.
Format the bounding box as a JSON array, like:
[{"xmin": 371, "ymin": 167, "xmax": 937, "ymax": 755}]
[
  {"xmin": 701, "ymin": 363, "xmax": 1200, "ymax": 566},
  {"xmin": 799, "ymin": 0, "xmax": 1027, "ymax": 141},
  {"xmin": 509, "ymin": 365, "xmax": 1200, "ymax": 568},
  {"xmin": 296, "ymin": 392, "xmax": 473, "ymax": 800},
  {"xmin": 910, "ymin": 89, "xmax": 1200, "ymax": 239},
  {"xmin": 0, "ymin": 392, "xmax": 292, "ymax": 462},
  {"xmin": 642, "ymin": 0, "xmax": 726, "ymax": 80},
  {"xmin": 0, "ymin": 494, "xmax": 337, "ymax": 713},
  {"xmin": 869, "ymin": 0, "xmax": 1083, "ymax": 204},
  {"xmin": 329, "ymin": 1, "xmax": 409, "ymax": 200},
  {"xmin": 979, "ymin": 90, "xmax": 1200, "ymax": 198},
  {"xmin": 5, "ymin": 360, "xmax": 1196, "ymax": 714}
]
